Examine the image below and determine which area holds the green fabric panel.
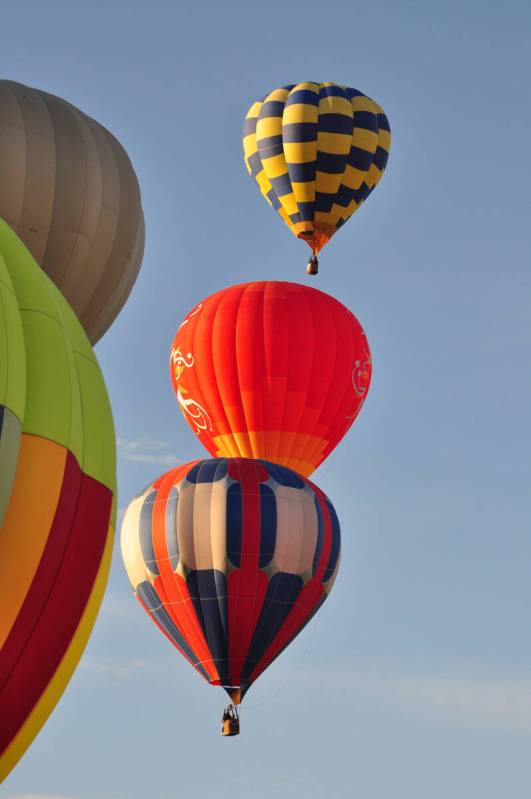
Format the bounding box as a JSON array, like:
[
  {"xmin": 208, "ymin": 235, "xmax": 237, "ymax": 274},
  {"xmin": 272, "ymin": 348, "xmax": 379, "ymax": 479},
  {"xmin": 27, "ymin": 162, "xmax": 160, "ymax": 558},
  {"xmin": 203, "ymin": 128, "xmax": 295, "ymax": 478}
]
[
  {"xmin": 73, "ymin": 352, "xmax": 116, "ymax": 492},
  {"xmin": 40, "ymin": 244, "xmax": 116, "ymax": 491},
  {"xmin": 0, "ymin": 219, "xmax": 116, "ymax": 492},
  {"xmin": 0, "ymin": 249, "xmax": 25, "ymax": 421},
  {"xmin": 20, "ymin": 310, "xmax": 83, "ymax": 458}
]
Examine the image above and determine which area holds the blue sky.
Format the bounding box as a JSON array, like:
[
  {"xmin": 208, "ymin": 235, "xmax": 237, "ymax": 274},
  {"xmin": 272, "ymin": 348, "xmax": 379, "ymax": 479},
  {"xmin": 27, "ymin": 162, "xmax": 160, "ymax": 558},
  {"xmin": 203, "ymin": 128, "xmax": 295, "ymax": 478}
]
[{"xmin": 2, "ymin": 0, "xmax": 531, "ymax": 797}]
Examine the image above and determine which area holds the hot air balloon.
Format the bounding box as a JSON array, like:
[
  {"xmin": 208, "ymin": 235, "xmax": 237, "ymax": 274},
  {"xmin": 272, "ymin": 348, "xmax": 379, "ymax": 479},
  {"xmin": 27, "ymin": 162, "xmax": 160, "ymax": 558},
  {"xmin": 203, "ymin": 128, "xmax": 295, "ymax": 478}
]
[
  {"xmin": 170, "ymin": 281, "xmax": 371, "ymax": 477},
  {"xmin": 0, "ymin": 80, "xmax": 144, "ymax": 343},
  {"xmin": 0, "ymin": 219, "xmax": 116, "ymax": 781},
  {"xmin": 243, "ymin": 82, "xmax": 391, "ymax": 274},
  {"xmin": 121, "ymin": 457, "xmax": 340, "ymax": 733}
]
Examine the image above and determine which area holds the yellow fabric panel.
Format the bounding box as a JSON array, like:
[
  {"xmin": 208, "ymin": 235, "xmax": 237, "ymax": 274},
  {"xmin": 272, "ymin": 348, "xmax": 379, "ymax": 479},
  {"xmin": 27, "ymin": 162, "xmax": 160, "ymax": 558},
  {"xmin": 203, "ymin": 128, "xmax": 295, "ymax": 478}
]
[
  {"xmin": 0, "ymin": 435, "xmax": 66, "ymax": 649},
  {"xmin": 282, "ymin": 103, "xmax": 319, "ymax": 126},
  {"xmin": 365, "ymin": 163, "xmax": 381, "ymax": 190},
  {"xmin": 260, "ymin": 154, "xmax": 287, "ymax": 179},
  {"xmin": 0, "ymin": 521, "xmax": 114, "ymax": 783},
  {"xmin": 316, "ymin": 132, "xmax": 352, "ymax": 155},
  {"xmin": 377, "ymin": 129, "xmax": 391, "ymax": 151},
  {"xmin": 283, "ymin": 141, "xmax": 316, "ymax": 163},
  {"xmin": 291, "ymin": 182, "xmax": 315, "ymax": 202},
  {"xmin": 265, "ymin": 87, "xmax": 291, "ymax": 103},
  {"xmin": 211, "ymin": 431, "xmax": 329, "ymax": 477},
  {"xmin": 316, "ymin": 171, "xmax": 344, "ymax": 194},
  {"xmin": 351, "ymin": 127, "xmax": 378, "ymax": 153},
  {"xmin": 277, "ymin": 192, "xmax": 298, "ymax": 215},
  {"xmin": 256, "ymin": 116, "xmax": 282, "ymax": 139},
  {"xmin": 292, "ymin": 81, "xmax": 320, "ymax": 94},
  {"xmin": 314, "ymin": 211, "xmax": 339, "ymax": 230},
  {"xmin": 318, "ymin": 96, "xmax": 353, "ymax": 117},
  {"xmin": 351, "ymin": 95, "xmax": 378, "ymax": 113},
  {"xmin": 245, "ymin": 101, "xmax": 262, "ymax": 119},
  {"xmin": 293, "ymin": 221, "xmax": 314, "ymax": 237},
  {"xmin": 256, "ymin": 171, "xmax": 272, "ymax": 196},
  {"xmin": 342, "ymin": 164, "xmax": 368, "ymax": 190}
]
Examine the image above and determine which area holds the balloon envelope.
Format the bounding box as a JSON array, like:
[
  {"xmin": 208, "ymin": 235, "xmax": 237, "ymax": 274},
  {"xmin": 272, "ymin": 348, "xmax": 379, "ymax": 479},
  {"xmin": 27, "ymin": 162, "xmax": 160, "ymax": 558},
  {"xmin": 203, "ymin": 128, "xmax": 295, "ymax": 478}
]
[
  {"xmin": 0, "ymin": 219, "xmax": 116, "ymax": 781},
  {"xmin": 243, "ymin": 81, "xmax": 391, "ymax": 256},
  {"xmin": 121, "ymin": 457, "xmax": 340, "ymax": 699},
  {"xmin": 170, "ymin": 281, "xmax": 371, "ymax": 476},
  {"xmin": 0, "ymin": 80, "xmax": 144, "ymax": 343}
]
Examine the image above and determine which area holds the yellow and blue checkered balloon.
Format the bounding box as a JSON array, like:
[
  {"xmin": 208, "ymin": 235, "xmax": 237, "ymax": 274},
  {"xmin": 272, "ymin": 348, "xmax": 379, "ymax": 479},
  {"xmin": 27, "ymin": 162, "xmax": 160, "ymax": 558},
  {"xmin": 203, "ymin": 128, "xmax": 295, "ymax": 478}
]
[{"xmin": 243, "ymin": 82, "xmax": 391, "ymax": 267}]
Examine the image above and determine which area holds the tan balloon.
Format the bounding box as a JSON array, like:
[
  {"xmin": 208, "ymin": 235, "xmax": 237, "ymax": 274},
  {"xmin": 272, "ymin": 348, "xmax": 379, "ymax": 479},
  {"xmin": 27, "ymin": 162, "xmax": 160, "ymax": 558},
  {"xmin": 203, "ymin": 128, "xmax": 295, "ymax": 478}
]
[{"xmin": 0, "ymin": 80, "xmax": 144, "ymax": 343}]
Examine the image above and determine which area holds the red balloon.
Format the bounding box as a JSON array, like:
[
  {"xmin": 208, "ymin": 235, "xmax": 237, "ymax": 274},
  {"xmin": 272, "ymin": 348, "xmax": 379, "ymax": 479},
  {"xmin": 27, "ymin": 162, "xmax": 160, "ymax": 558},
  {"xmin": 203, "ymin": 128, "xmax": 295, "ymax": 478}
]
[{"xmin": 170, "ymin": 281, "xmax": 371, "ymax": 477}]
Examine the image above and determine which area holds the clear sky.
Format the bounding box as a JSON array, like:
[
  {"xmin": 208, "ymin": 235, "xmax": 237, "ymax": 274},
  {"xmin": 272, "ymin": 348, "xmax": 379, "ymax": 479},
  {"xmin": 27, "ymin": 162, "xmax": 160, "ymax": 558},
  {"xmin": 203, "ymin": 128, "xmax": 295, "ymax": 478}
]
[{"xmin": 2, "ymin": 0, "xmax": 531, "ymax": 797}]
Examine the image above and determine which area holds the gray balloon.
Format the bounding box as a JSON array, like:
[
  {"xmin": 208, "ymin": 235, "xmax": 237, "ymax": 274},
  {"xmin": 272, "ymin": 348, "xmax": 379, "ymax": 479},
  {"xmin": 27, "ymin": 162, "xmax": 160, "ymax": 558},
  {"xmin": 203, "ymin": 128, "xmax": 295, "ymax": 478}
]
[{"xmin": 0, "ymin": 80, "xmax": 145, "ymax": 343}]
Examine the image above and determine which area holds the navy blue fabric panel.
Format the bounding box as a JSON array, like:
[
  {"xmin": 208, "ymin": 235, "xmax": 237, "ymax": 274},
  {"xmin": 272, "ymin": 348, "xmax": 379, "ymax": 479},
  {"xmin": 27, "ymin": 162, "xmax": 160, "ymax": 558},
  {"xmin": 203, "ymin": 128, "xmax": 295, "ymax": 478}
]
[
  {"xmin": 312, "ymin": 494, "xmax": 324, "ymax": 576},
  {"xmin": 319, "ymin": 84, "xmax": 350, "ymax": 100},
  {"xmin": 136, "ymin": 581, "xmax": 210, "ymax": 681},
  {"xmin": 315, "ymin": 191, "xmax": 336, "ymax": 213},
  {"xmin": 226, "ymin": 483, "xmax": 243, "ymax": 568},
  {"xmin": 288, "ymin": 211, "xmax": 302, "ymax": 224},
  {"xmin": 266, "ymin": 188, "xmax": 282, "ymax": 210},
  {"xmin": 284, "ymin": 88, "xmax": 320, "ymax": 107},
  {"xmin": 324, "ymin": 499, "xmax": 341, "ymax": 581},
  {"xmin": 282, "ymin": 122, "xmax": 318, "ymax": 143},
  {"xmin": 260, "ymin": 460, "xmax": 305, "ymax": 488},
  {"xmin": 241, "ymin": 573, "xmax": 304, "ymax": 681},
  {"xmin": 164, "ymin": 486, "xmax": 179, "ymax": 570},
  {"xmin": 243, "ymin": 117, "xmax": 257, "ymax": 136},
  {"xmin": 187, "ymin": 569, "xmax": 230, "ymax": 685},
  {"xmin": 334, "ymin": 183, "xmax": 355, "ymax": 208},
  {"xmin": 187, "ymin": 459, "xmax": 227, "ymax": 484},
  {"xmin": 317, "ymin": 113, "xmax": 353, "ymax": 136},
  {"xmin": 345, "ymin": 87, "xmax": 365, "ymax": 99},
  {"xmin": 316, "ymin": 151, "xmax": 348, "ymax": 174},
  {"xmin": 259, "ymin": 100, "xmax": 286, "ymax": 118},
  {"xmin": 297, "ymin": 201, "xmax": 315, "ymax": 222},
  {"xmin": 373, "ymin": 145, "xmax": 389, "ymax": 171},
  {"xmin": 348, "ymin": 145, "xmax": 375, "ymax": 172},
  {"xmin": 257, "ymin": 134, "xmax": 284, "ymax": 157},
  {"xmin": 259, "ymin": 484, "xmax": 277, "ymax": 567},
  {"xmin": 351, "ymin": 182, "xmax": 370, "ymax": 204},
  {"xmin": 270, "ymin": 172, "xmax": 293, "ymax": 198},
  {"xmin": 352, "ymin": 110, "xmax": 377, "ymax": 132},
  {"xmin": 286, "ymin": 161, "xmax": 316, "ymax": 183},
  {"xmin": 377, "ymin": 113, "xmax": 391, "ymax": 132},
  {"xmin": 247, "ymin": 151, "xmax": 263, "ymax": 177},
  {"xmin": 139, "ymin": 490, "xmax": 158, "ymax": 574}
]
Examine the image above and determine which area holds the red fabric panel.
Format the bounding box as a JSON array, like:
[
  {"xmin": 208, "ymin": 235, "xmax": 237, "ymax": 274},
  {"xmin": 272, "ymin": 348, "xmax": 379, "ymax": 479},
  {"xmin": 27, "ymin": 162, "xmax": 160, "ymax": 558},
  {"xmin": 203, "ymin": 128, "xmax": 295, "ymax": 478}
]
[
  {"xmin": 227, "ymin": 460, "xmax": 268, "ymax": 685},
  {"xmin": 0, "ymin": 462, "xmax": 112, "ymax": 755}
]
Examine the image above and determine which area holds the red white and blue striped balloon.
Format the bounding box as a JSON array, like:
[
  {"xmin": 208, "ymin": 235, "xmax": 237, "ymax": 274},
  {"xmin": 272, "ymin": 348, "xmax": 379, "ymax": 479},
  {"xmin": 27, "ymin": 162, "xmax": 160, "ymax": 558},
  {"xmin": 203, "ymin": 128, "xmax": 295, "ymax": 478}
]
[{"xmin": 121, "ymin": 458, "xmax": 340, "ymax": 699}]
